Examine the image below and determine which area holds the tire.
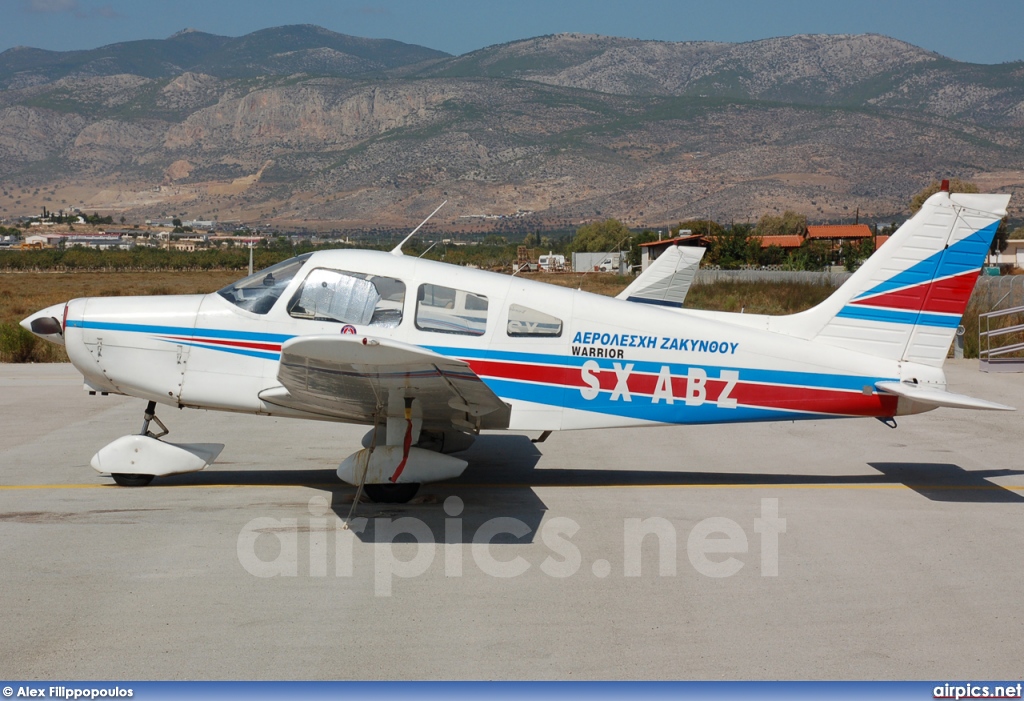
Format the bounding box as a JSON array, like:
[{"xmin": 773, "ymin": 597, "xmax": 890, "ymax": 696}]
[
  {"xmin": 111, "ymin": 473, "xmax": 155, "ymax": 487},
  {"xmin": 363, "ymin": 483, "xmax": 420, "ymax": 504}
]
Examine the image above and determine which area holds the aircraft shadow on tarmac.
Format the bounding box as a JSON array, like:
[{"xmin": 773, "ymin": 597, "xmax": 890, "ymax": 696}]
[{"xmin": 159, "ymin": 435, "xmax": 1024, "ymax": 543}]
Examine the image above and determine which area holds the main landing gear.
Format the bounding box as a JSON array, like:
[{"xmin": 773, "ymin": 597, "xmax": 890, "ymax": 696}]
[
  {"xmin": 338, "ymin": 396, "xmax": 475, "ymax": 508},
  {"xmin": 363, "ymin": 483, "xmax": 421, "ymax": 504}
]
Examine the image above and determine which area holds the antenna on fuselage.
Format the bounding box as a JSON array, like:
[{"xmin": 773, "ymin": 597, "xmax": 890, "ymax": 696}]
[{"xmin": 391, "ymin": 200, "xmax": 447, "ymax": 256}]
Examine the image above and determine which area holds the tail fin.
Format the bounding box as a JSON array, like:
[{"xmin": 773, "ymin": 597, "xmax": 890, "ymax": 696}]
[{"xmin": 778, "ymin": 190, "xmax": 1010, "ymax": 366}]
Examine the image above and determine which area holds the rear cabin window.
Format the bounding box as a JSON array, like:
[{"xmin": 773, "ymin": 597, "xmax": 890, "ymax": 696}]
[
  {"xmin": 506, "ymin": 304, "xmax": 563, "ymax": 337},
  {"xmin": 288, "ymin": 269, "xmax": 406, "ymax": 327},
  {"xmin": 415, "ymin": 284, "xmax": 488, "ymax": 336}
]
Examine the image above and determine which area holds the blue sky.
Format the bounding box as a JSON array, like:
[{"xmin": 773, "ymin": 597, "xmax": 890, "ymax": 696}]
[{"xmin": 2, "ymin": 0, "xmax": 1023, "ymax": 64}]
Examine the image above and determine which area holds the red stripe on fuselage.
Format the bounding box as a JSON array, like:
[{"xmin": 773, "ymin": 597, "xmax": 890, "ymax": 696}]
[
  {"xmin": 467, "ymin": 358, "xmax": 899, "ymax": 417},
  {"xmin": 164, "ymin": 335, "xmax": 282, "ymax": 352}
]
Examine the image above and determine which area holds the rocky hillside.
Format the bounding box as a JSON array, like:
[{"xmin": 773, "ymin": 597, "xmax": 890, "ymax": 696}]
[
  {"xmin": 420, "ymin": 33, "xmax": 1024, "ymax": 127},
  {"xmin": 0, "ymin": 25, "xmax": 449, "ymax": 88},
  {"xmin": 0, "ymin": 28, "xmax": 1021, "ymax": 231}
]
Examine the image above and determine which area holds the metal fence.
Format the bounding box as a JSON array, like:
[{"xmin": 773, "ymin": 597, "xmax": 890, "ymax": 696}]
[
  {"xmin": 689, "ymin": 271, "xmax": 1023, "ymax": 307},
  {"xmin": 693, "ymin": 270, "xmax": 853, "ymax": 286},
  {"xmin": 970, "ymin": 275, "xmax": 1024, "ymax": 312}
]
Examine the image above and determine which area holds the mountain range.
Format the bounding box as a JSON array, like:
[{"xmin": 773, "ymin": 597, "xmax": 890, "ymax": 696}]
[{"xmin": 0, "ymin": 25, "xmax": 1021, "ymax": 231}]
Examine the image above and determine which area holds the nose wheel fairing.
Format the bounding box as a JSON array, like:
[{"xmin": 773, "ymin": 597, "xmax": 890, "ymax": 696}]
[
  {"xmin": 91, "ymin": 435, "xmax": 224, "ymax": 479},
  {"xmin": 93, "ymin": 400, "xmax": 224, "ymax": 485}
]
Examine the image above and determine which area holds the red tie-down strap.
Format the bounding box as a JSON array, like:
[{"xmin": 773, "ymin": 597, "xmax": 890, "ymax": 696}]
[{"xmin": 389, "ymin": 399, "xmax": 415, "ymax": 483}]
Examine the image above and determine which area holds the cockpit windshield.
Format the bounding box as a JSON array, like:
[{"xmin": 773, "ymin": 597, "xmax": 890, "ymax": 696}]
[{"xmin": 217, "ymin": 254, "xmax": 311, "ymax": 314}]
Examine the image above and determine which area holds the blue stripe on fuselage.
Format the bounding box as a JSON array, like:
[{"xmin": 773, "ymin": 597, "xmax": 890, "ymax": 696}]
[
  {"xmin": 66, "ymin": 319, "xmax": 294, "ymax": 343},
  {"xmin": 425, "ymin": 345, "xmax": 895, "ymax": 393}
]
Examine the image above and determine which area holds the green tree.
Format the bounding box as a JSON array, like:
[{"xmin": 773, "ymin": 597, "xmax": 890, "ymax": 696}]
[
  {"xmin": 993, "ymin": 217, "xmax": 1010, "ymax": 255},
  {"xmin": 672, "ymin": 219, "xmax": 724, "ymax": 238},
  {"xmin": 705, "ymin": 223, "xmax": 760, "ymax": 269},
  {"xmin": 842, "ymin": 238, "xmax": 875, "ymax": 272},
  {"xmin": 787, "ymin": 240, "xmax": 831, "ymax": 271},
  {"xmin": 909, "ymin": 179, "xmax": 979, "ymax": 213},
  {"xmin": 878, "ymin": 222, "xmax": 899, "ymax": 237},
  {"xmin": 755, "ymin": 210, "xmax": 807, "ymax": 237},
  {"xmin": 627, "ymin": 230, "xmax": 658, "ymax": 268},
  {"xmin": 569, "ymin": 219, "xmax": 632, "ymax": 253},
  {"xmin": 758, "ymin": 244, "xmax": 787, "ymax": 267}
]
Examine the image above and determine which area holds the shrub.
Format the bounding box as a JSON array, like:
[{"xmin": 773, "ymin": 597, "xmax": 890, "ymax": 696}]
[{"xmin": 0, "ymin": 322, "xmax": 38, "ymax": 362}]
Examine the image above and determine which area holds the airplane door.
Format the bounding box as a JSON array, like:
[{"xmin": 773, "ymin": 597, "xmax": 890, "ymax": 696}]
[{"xmin": 499, "ymin": 284, "xmax": 573, "ymax": 431}]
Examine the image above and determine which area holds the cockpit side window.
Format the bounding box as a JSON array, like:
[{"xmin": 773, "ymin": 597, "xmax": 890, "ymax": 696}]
[
  {"xmin": 415, "ymin": 284, "xmax": 488, "ymax": 336},
  {"xmin": 217, "ymin": 254, "xmax": 311, "ymax": 315},
  {"xmin": 288, "ymin": 269, "xmax": 406, "ymax": 328}
]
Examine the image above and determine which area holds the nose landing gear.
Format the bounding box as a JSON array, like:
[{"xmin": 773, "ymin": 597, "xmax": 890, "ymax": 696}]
[
  {"xmin": 92, "ymin": 400, "xmax": 223, "ymax": 486},
  {"xmin": 111, "ymin": 472, "xmax": 155, "ymax": 487}
]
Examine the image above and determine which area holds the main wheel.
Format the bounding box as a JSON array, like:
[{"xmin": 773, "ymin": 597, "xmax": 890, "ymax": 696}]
[
  {"xmin": 363, "ymin": 483, "xmax": 420, "ymax": 504},
  {"xmin": 111, "ymin": 473, "xmax": 155, "ymax": 487}
]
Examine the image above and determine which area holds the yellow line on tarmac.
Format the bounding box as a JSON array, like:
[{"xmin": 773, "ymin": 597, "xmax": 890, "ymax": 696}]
[
  {"xmin": 0, "ymin": 483, "xmax": 308, "ymax": 490},
  {"xmin": 1, "ymin": 482, "xmax": 1023, "ymax": 492},
  {"xmin": 0, "ymin": 483, "xmax": 111, "ymax": 490},
  {"xmin": 461, "ymin": 483, "xmax": 1024, "ymax": 491}
]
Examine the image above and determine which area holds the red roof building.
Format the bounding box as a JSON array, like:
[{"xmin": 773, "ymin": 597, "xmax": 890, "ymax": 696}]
[
  {"xmin": 637, "ymin": 234, "xmax": 705, "ymax": 271},
  {"xmin": 637, "ymin": 234, "xmax": 705, "ymax": 249},
  {"xmin": 806, "ymin": 224, "xmax": 873, "ymax": 240},
  {"xmin": 758, "ymin": 235, "xmax": 804, "ymax": 249}
]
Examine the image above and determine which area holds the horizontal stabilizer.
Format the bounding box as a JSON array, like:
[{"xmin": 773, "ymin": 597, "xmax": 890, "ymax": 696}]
[{"xmin": 875, "ymin": 381, "xmax": 1015, "ymax": 411}]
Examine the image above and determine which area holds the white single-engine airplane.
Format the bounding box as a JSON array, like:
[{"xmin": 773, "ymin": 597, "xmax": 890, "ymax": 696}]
[{"xmin": 22, "ymin": 186, "xmax": 1013, "ymax": 503}]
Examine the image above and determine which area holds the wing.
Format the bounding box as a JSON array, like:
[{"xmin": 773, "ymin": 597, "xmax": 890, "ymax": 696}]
[
  {"xmin": 617, "ymin": 245, "xmax": 705, "ymax": 307},
  {"xmin": 259, "ymin": 335, "xmax": 510, "ymax": 430}
]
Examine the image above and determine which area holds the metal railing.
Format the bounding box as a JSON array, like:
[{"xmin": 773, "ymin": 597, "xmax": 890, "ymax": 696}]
[{"xmin": 979, "ymin": 304, "xmax": 1024, "ymax": 372}]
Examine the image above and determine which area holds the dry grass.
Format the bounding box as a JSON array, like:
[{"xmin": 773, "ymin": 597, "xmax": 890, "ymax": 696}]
[
  {"xmin": 525, "ymin": 273, "xmax": 837, "ymax": 315},
  {"xmin": 684, "ymin": 281, "xmax": 835, "ymax": 315},
  {"xmin": 962, "ymin": 294, "xmax": 1024, "ymax": 361},
  {"xmin": 0, "ymin": 271, "xmax": 238, "ymax": 362},
  {"xmin": 520, "ymin": 272, "xmax": 634, "ymax": 297},
  {"xmin": 1, "ymin": 270, "xmax": 840, "ymax": 362}
]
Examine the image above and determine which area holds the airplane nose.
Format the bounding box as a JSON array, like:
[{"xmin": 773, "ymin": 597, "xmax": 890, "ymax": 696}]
[{"xmin": 21, "ymin": 302, "xmax": 68, "ymax": 345}]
